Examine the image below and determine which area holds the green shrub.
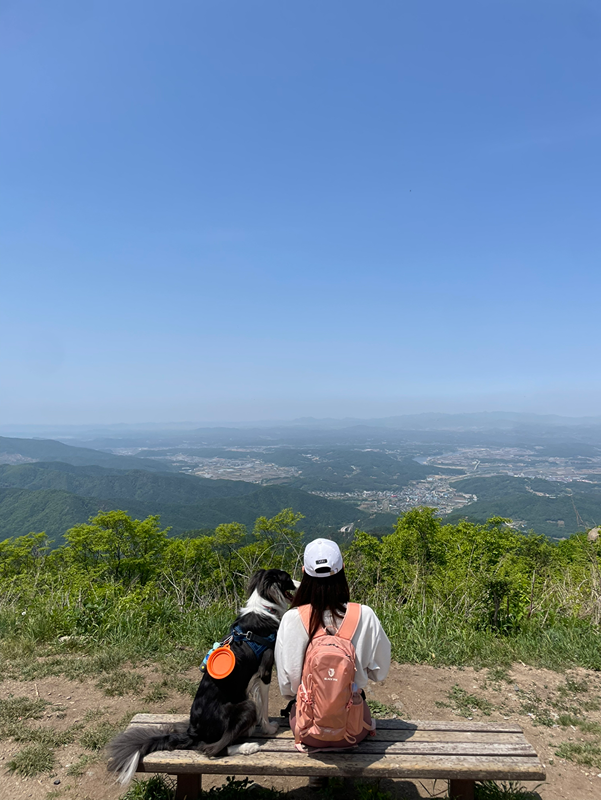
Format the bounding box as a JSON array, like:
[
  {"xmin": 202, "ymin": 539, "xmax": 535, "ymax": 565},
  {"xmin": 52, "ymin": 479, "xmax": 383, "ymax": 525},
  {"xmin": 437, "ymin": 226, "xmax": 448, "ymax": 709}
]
[
  {"xmin": 119, "ymin": 775, "xmax": 175, "ymax": 799},
  {"xmin": 474, "ymin": 782, "xmax": 542, "ymax": 799}
]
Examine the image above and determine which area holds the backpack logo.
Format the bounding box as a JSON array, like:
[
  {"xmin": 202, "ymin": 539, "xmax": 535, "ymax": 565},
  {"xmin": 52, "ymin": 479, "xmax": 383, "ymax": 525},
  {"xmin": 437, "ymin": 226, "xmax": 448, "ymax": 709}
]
[{"xmin": 328, "ymin": 668, "xmax": 335, "ymax": 677}]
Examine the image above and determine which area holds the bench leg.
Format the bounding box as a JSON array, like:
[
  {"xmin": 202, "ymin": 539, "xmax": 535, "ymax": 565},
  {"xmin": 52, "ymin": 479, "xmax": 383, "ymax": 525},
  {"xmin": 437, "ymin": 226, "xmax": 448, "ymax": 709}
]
[
  {"xmin": 175, "ymin": 773, "xmax": 202, "ymax": 800},
  {"xmin": 449, "ymin": 779, "xmax": 475, "ymax": 800}
]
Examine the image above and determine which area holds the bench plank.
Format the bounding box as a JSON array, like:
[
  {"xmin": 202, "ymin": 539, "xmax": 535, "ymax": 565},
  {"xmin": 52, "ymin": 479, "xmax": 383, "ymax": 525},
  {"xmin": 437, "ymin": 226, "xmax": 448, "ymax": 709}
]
[
  {"xmin": 247, "ymin": 741, "xmax": 537, "ymax": 757},
  {"xmin": 137, "ymin": 751, "xmax": 546, "ymax": 781},
  {"xmin": 128, "ymin": 722, "xmax": 528, "ymax": 745},
  {"xmin": 129, "ymin": 714, "xmax": 524, "ymax": 733},
  {"xmin": 253, "ymin": 732, "xmax": 529, "ymax": 744}
]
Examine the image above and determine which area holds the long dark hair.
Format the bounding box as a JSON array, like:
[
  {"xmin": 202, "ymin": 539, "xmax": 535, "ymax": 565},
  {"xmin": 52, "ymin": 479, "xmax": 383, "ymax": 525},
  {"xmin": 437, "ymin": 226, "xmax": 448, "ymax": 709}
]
[{"xmin": 290, "ymin": 569, "xmax": 350, "ymax": 640}]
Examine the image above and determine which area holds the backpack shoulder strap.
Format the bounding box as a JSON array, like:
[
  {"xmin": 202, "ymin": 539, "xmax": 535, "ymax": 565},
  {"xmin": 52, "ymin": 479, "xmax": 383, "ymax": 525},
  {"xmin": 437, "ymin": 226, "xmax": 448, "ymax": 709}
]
[
  {"xmin": 336, "ymin": 603, "xmax": 361, "ymax": 641},
  {"xmin": 297, "ymin": 605, "xmax": 329, "ymax": 639},
  {"xmin": 297, "ymin": 605, "xmax": 311, "ymax": 635}
]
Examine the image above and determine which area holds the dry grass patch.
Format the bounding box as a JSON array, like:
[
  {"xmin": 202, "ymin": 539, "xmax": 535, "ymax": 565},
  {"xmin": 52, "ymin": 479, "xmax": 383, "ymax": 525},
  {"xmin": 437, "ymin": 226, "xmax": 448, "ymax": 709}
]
[{"xmin": 8, "ymin": 741, "xmax": 56, "ymax": 777}]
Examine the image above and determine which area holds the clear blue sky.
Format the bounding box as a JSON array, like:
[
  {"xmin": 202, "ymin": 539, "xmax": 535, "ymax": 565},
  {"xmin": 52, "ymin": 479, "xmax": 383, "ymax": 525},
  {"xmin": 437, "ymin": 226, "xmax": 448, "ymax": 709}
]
[{"xmin": 1, "ymin": 0, "xmax": 600, "ymax": 424}]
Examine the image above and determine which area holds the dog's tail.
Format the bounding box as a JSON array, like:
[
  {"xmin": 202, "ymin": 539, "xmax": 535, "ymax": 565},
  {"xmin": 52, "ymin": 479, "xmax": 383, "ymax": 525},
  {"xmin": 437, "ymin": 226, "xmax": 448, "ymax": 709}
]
[{"xmin": 107, "ymin": 723, "xmax": 194, "ymax": 786}]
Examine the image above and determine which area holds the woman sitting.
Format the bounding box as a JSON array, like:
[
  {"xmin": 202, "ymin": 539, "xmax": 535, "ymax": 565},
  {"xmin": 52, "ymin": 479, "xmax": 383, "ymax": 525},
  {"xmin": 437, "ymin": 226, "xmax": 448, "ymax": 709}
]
[{"xmin": 275, "ymin": 538, "xmax": 391, "ymax": 754}]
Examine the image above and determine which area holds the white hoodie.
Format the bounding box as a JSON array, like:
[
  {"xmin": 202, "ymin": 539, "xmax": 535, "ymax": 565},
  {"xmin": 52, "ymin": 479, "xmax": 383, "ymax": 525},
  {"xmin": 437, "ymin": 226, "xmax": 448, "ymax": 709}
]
[{"xmin": 275, "ymin": 604, "xmax": 391, "ymax": 702}]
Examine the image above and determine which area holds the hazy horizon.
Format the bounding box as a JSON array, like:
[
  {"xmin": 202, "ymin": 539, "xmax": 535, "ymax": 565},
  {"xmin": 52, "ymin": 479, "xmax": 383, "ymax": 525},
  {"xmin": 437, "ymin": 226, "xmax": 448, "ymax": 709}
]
[
  {"xmin": 3, "ymin": 409, "xmax": 601, "ymax": 438},
  {"xmin": 0, "ymin": 390, "xmax": 601, "ymax": 428},
  {"xmin": 2, "ymin": 2, "xmax": 599, "ymax": 426}
]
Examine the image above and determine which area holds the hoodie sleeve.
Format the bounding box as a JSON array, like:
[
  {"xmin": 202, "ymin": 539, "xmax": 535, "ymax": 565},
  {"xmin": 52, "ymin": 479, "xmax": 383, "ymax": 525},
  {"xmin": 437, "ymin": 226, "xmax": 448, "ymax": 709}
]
[{"xmin": 275, "ymin": 608, "xmax": 309, "ymax": 701}]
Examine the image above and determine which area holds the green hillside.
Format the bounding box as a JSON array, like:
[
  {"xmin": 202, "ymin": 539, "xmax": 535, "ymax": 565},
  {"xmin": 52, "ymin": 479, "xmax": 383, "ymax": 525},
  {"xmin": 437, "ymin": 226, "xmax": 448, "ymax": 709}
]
[
  {"xmin": 0, "ymin": 487, "xmax": 224, "ymax": 542},
  {"xmin": 0, "ymin": 462, "xmax": 257, "ymax": 504},
  {"xmin": 0, "ymin": 488, "xmax": 106, "ymax": 542},
  {"xmin": 446, "ymin": 491, "xmax": 601, "ymax": 538},
  {"xmin": 0, "ymin": 463, "xmax": 395, "ymax": 542},
  {"xmin": 176, "ymin": 485, "xmax": 396, "ymax": 532},
  {"xmin": 0, "ymin": 436, "xmax": 173, "ymax": 472}
]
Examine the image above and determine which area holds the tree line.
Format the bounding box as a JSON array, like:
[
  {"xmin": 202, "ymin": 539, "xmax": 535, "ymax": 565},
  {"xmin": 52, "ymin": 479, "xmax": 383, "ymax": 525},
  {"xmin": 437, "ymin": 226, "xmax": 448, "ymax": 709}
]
[{"xmin": 0, "ymin": 507, "xmax": 599, "ymax": 667}]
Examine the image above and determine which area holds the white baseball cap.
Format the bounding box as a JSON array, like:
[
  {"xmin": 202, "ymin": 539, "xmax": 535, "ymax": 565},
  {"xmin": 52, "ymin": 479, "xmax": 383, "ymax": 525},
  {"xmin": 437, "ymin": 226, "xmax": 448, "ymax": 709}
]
[{"xmin": 304, "ymin": 538, "xmax": 343, "ymax": 577}]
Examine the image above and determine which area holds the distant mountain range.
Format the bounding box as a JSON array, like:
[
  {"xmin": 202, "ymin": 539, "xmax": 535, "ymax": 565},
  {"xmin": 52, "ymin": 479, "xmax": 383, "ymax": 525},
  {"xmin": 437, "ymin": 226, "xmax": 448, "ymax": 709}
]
[
  {"xmin": 4, "ymin": 412, "xmax": 601, "ymax": 442},
  {"xmin": 289, "ymin": 412, "xmax": 601, "ymax": 430}
]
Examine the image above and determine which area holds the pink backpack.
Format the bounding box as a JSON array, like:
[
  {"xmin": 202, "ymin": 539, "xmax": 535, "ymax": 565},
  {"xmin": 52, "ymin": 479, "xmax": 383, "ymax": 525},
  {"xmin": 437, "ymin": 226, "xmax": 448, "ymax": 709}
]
[{"xmin": 294, "ymin": 603, "xmax": 372, "ymax": 746}]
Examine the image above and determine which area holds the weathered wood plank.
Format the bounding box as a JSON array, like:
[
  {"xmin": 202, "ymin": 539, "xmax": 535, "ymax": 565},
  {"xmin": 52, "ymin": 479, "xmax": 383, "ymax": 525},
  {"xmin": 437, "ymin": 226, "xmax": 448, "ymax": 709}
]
[
  {"xmin": 131, "ymin": 714, "xmax": 188, "ymax": 725},
  {"xmin": 126, "ymin": 722, "xmax": 528, "ymax": 745},
  {"xmin": 373, "ymin": 720, "xmax": 524, "ymax": 733},
  {"xmin": 252, "ymin": 727, "xmax": 527, "ymax": 740},
  {"xmin": 129, "ymin": 714, "xmax": 524, "ymax": 734},
  {"xmin": 137, "ymin": 751, "xmax": 546, "ymax": 781},
  {"xmin": 256, "ymin": 731, "xmax": 529, "ymax": 744},
  {"xmin": 250, "ymin": 741, "xmax": 536, "ymax": 757}
]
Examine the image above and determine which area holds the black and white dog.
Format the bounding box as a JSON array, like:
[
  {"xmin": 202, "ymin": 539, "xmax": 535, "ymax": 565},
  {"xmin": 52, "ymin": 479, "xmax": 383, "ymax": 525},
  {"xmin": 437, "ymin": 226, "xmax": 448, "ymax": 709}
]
[{"xmin": 107, "ymin": 568, "xmax": 297, "ymax": 785}]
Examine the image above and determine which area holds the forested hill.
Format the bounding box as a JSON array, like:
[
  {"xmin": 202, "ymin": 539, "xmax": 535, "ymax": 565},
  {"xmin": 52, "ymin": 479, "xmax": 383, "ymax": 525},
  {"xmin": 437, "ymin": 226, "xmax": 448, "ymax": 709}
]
[
  {"xmin": 0, "ymin": 461, "xmax": 395, "ymax": 543},
  {"xmin": 0, "ymin": 462, "xmax": 257, "ymax": 503},
  {"xmin": 447, "ymin": 474, "xmax": 601, "ymax": 538},
  {"xmin": 0, "ymin": 436, "xmax": 173, "ymax": 472}
]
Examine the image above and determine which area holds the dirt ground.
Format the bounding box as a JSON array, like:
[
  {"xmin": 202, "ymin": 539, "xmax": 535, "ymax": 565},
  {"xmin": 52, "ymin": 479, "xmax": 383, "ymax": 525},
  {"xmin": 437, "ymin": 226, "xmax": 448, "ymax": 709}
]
[{"xmin": 1, "ymin": 659, "xmax": 600, "ymax": 800}]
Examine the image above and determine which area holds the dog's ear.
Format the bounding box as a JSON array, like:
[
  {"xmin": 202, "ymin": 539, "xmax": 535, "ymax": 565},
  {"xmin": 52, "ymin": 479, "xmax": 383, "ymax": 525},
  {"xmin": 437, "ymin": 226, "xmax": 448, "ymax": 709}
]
[{"xmin": 247, "ymin": 569, "xmax": 266, "ymax": 597}]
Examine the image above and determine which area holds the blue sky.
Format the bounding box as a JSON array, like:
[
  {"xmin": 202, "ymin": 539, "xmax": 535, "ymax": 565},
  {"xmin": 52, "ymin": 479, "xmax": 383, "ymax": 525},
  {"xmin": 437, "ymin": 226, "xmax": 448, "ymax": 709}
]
[{"xmin": 1, "ymin": 0, "xmax": 600, "ymax": 423}]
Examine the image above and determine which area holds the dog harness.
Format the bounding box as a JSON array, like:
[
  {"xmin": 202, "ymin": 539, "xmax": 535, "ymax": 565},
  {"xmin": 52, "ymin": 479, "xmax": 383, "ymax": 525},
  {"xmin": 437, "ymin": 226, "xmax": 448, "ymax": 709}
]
[
  {"xmin": 231, "ymin": 625, "xmax": 277, "ymax": 661},
  {"xmin": 200, "ymin": 627, "xmax": 276, "ymax": 674}
]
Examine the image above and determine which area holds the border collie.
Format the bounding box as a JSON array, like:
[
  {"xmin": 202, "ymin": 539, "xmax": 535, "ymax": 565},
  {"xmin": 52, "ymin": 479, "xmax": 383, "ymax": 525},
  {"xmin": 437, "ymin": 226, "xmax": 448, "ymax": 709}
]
[{"xmin": 107, "ymin": 568, "xmax": 297, "ymax": 785}]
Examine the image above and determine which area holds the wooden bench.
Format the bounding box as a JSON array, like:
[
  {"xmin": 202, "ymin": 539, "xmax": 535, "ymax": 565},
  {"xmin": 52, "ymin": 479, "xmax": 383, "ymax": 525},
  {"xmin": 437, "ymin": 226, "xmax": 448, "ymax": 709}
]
[{"xmin": 128, "ymin": 714, "xmax": 545, "ymax": 800}]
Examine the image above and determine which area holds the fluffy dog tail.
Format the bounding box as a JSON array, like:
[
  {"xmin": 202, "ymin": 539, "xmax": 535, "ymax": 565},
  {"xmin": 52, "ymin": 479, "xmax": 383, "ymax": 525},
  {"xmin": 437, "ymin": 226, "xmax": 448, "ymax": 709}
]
[{"xmin": 107, "ymin": 723, "xmax": 194, "ymax": 786}]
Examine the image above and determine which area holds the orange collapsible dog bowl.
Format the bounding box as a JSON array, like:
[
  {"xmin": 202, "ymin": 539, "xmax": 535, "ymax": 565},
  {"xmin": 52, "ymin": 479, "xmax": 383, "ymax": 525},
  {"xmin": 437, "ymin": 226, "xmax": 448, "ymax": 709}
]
[{"xmin": 206, "ymin": 644, "xmax": 235, "ymax": 679}]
